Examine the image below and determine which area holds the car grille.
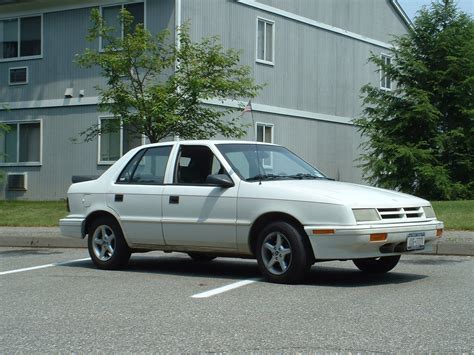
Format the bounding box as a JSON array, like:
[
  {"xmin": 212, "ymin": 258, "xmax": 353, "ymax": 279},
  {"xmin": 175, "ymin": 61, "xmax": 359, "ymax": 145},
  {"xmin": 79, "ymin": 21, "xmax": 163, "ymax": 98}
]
[{"xmin": 377, "ymin": 207, "xmax": 424, "ymax": 220}]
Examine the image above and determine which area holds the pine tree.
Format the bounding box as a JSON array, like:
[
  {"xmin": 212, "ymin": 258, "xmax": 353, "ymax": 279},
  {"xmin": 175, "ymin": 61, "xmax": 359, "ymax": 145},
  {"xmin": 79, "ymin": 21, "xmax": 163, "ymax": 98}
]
[{"xmin": 355, "ymin": 0, "xmax": 473, "ymax": 200}]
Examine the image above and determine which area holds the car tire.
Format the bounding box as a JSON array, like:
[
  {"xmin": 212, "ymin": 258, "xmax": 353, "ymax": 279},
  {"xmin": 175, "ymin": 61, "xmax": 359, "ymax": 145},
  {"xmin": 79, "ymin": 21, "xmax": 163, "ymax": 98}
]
[
  {"xmin": 187, "ymin": 252, "xmax": 216, "ymax": 263},
  {"xmin": 256, "ymin": 221, "xmax": 310, "ymax": 284},
  {"xmin": 352, "ymin": 255, "xmax": 401, "ymax": 274},
  {"xmin": 88, "ymin": 216, "xmax": 131, "ymax": 270}
]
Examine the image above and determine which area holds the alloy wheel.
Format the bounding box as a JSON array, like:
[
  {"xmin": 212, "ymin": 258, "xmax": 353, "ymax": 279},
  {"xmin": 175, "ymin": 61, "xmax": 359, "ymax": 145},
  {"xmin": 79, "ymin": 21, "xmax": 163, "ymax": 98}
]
[
  {"xmin": 261, "ymin": 231, "xmax": 292, "ymax": 275},
  {"xmin": 92, "ymin": 225, "xmax": 116, "ymax": 261}
]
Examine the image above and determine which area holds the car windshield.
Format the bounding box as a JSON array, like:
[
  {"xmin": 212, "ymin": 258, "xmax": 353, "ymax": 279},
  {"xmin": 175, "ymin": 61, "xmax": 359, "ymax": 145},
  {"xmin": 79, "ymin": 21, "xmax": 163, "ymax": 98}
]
[{"xmin": 216, "ymin": 143, "xmax": 326, "ymax": 181}]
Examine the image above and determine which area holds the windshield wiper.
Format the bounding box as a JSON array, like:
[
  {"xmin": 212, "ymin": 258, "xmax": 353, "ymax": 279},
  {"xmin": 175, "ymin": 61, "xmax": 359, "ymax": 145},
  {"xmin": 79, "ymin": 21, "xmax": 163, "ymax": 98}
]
[
  {"xmin": 287, "ymin": 173, "xmax": 325, "ymax": 180},
  {"xmin": 246, "ymin": 174, "xmax": 287, "ymax": 182}
]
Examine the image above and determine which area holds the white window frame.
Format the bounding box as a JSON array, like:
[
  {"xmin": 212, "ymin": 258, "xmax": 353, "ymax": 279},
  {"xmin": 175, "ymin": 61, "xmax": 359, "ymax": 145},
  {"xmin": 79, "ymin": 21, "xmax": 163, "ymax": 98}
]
[
  {"xmin": 255, "ymin": 122, "xmax": 274, "ymax": 169},
  {"xmin": 256, "ymin": 17, "xmax": 275, "ymax": 66},
  {"xmin": 255, "ymin": 122, "xmax": 274, "ymax": 143},
  {"xmin": 99, "ymin": 1, "xmax": 147, "ymax": 51},
  {"xmin": 8, "ymin": 66, "xmax": 28, "ymax": 85},
  {"xmin": 0, "ymin": 14, "xmax": 43, "ymax": 62},
  {"xmin": 380, "ymin": 53, "xmax": 392, "ymax": 91},
  {"xmin": 97, "ymin": 115, "xmax": 145, "ymax": 165},
  {"xmin": 0, "ymin": 119, "xmax": 43, "ymax": 166}
]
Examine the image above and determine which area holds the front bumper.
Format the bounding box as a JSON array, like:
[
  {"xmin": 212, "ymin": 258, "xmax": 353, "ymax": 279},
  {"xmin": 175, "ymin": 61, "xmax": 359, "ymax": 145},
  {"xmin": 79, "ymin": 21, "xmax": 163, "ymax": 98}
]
[
  {"xmin": 305, "ymin": 220, "xmax": 443, "ymax": 260},
  {"xmin": 59, "ymin": 216, "xmax": 85, "ymax": 239}
]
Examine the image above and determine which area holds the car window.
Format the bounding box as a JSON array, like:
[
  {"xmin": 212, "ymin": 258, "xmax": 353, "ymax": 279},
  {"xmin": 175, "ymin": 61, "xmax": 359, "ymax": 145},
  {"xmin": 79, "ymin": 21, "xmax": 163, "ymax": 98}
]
[
  {"xmin": 117, "ymin": 145, "xmax": 172, "ymax": 184},
  {"xmin": 223, "ymin": 151, "xmax": 251, "ymax": 178},
  {"xmin": 175, "ymin": 145, "xmax": 226, "ymax": 184},
  {"xmin": 217, "ymin": 143, "xmax": 325, "ymax": 181}
]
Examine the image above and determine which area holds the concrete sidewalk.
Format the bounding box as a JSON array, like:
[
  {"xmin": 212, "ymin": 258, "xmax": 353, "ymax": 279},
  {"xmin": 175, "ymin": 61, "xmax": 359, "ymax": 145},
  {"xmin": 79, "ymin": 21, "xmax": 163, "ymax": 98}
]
[{"xmin": 0, "ymin": 227, "xmax": 472, "ymax": 256}]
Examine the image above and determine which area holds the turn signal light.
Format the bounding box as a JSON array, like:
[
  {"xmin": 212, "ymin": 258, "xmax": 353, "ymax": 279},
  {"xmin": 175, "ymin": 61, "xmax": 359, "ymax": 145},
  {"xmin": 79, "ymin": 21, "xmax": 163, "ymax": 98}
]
[
  {"xmin": 312, "ymin": 229, "xmax": 335, "ymax": 235},
  {"xmin": 436, "ymin": 229, "xmax": 443, "ymax": 238},
  {"xmin": 370, "ymin": 233, "xmax": 387, "ymax": 242}
]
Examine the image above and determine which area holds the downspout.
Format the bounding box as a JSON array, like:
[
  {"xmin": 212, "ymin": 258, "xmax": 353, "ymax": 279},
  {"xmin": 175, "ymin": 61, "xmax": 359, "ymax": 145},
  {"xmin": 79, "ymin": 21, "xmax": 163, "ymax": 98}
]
[
  {"xmin": 174, "ymin": 0, "xmax": 182, "ymax": 141},
  {"xmin": 175, "ymin": 0, "xmax": 182, "ymax": 55}
]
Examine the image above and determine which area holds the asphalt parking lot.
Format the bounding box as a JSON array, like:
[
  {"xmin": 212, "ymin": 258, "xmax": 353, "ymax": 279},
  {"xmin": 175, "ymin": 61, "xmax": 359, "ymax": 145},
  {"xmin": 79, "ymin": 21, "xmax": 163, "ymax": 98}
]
[{"xmin": 1, "ymin": 247, "xmax": 473, "ymax": 353}]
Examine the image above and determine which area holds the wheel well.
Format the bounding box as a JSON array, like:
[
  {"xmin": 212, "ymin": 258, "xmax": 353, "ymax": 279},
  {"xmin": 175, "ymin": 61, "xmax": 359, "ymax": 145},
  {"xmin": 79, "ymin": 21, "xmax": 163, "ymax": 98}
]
[
  {"xmin": 83, "ymin": 211, "xmax": 121, "ymax": 237},
  {"xmin": 248, "ymin": 212, "xmax": 315, "ymax": 262}
]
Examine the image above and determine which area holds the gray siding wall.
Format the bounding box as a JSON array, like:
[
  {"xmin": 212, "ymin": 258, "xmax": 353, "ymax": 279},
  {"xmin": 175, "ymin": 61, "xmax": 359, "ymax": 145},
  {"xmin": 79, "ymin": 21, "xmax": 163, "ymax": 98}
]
[
  {"xmin": 0, "ymin": 0, "xmax": 176, "ymax": 200},
  {"xmin": 257, "ymin": 0, "xmax": 408, "ymax": 42},
  {"xmin": 0, "ymin": 1, "xmax": 175, "ymax": 103},
  {"xmin": 182, "ymin": 0, "xmax": 396, "ymax": 119},
  {"xmin": 0, "ymin": 105, "xmax": 107, "ymax": 200}
]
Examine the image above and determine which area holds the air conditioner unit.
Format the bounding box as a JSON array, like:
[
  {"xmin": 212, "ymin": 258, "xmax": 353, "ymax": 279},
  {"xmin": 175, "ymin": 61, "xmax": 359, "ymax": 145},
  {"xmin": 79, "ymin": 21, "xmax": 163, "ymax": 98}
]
[{"xmin": 7, "ymin": 173, "xmax": 27, "ymax": 191}]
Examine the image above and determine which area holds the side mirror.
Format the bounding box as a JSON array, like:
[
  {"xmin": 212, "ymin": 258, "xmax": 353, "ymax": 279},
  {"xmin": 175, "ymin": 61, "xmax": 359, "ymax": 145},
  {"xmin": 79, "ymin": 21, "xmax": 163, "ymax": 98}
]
[{"xmin": 205, "ymin": 174, "xmax": 234, "ymax": 188}]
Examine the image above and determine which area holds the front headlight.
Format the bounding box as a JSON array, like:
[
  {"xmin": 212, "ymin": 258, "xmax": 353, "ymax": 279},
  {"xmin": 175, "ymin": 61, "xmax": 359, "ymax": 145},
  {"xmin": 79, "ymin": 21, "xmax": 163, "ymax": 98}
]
[
  {"xmin": 423, "ymin": 206, "xmax": 436, "ymax": 218},
  {"xmin": 353, "ymin": 208, "xmax": 380, "ymax": 222}
]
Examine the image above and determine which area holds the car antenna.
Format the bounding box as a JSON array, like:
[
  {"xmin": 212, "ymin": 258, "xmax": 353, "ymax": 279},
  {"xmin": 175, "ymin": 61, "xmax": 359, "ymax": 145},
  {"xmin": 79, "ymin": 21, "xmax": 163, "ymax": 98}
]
[
  {"xmin": 255, "ymin": 141, "xmax": 262, "ymax": 185},
  {"xmin": 245, "ymin": 99, "xmax": 263, "ymax": 185}
]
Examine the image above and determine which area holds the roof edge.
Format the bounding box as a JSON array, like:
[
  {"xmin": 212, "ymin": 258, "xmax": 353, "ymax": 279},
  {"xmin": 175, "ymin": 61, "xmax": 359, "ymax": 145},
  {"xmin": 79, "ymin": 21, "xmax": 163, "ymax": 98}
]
[{"xmin": 390, "ymin": 0, "xmax": 414, "ymax": 28}]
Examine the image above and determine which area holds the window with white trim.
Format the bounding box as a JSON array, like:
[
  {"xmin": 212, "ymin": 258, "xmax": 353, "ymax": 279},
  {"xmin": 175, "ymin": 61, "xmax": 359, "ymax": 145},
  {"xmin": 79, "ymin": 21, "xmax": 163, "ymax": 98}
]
[
  {"xmin": 256, "ymin": 122, "xmax": 274, "ymax": 168},
  {"xmin": 256, "ymin": 17, "xmax": 274, "ymax": 64},
  {"xmin": 380, "ymin": 54, "xmax": 392, "ymax": 90},
  {"xmin": 0, "ymin": 15, "xmax": 42, "ymax": 60},
  {"xmin": 9, "ymin": 67, "xmax": 28, "ymax": 85},
  {"xmin": 256, "ymin": 122, "xmax": 273, "ymax": 143},
  {"xmin": 100, "ymin": 2, "xmax": 144, "ymax": 50},
  {"xmin": 98, "ymin": 117, "xmax": 143, "ymax": 164},
  {"xmin": 0, "ymin": 121, "xmax": 41, "ymax": 164}
]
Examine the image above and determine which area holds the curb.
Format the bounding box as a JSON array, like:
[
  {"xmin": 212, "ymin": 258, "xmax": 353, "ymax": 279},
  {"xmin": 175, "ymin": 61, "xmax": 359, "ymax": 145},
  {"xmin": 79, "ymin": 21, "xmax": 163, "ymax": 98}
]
[
  {"xmin": 422, "ymin": 231, "xmax": 474, "ymax": 257},
  {"xmin": 0, "ymin": 227, "xmax": 86, "ymax": 248},
  {"xmin": 0, "ymin": 227, "xmax": 472, "ymax": 256}
]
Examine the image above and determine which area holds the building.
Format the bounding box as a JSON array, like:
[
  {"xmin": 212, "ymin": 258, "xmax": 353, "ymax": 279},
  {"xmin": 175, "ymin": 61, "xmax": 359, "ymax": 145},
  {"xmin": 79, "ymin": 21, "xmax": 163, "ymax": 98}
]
[{"xmin": 0, "ymin": 0, "xmax": 410, "ymax": 200}]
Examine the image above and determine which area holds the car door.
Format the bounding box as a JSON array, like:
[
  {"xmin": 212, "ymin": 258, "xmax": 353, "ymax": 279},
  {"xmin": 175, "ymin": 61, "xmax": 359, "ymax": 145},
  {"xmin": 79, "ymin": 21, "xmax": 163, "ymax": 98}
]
[
  {"xmin": 107, "ymin": 145, "xmax": 173, "ymax": 245},
  {"xmin": 161, "ymin": 144, "xmax": 238, "ymax": 249}
]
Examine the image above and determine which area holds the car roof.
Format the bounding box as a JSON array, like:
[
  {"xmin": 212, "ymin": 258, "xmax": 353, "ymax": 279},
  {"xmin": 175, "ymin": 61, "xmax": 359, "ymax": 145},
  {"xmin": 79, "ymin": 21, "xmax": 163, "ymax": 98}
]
[{"xmin": 139, "ymin": 140, "xmax": 279, "ymax": 149}]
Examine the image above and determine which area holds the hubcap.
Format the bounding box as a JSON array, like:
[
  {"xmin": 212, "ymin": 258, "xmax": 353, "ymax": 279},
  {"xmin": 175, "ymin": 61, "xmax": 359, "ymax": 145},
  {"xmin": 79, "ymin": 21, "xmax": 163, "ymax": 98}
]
[
  {"xmin": 92, "ymin": 225, "xmax": 116, "ymax": 261},
  {"xmin": 261, "ymin": 231, "xmax": 292, "ymax": 275}
]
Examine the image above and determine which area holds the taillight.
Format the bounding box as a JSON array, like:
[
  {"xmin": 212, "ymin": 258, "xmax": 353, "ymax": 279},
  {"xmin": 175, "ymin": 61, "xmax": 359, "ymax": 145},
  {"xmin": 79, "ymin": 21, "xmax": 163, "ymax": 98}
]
[{"xmin": 66, "ymin": 198, "xmax": 70, "ymax": 212}]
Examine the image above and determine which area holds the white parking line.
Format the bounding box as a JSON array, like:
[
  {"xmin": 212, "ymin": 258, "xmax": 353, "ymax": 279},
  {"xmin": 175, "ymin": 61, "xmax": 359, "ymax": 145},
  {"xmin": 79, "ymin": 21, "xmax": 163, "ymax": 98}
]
[
  {"xmin": 0, "ymin": 257, "xmax": 91, "ymax": 276},
  {"xmin": 191, "ymin": 279, "xmax": 257, "ymax": 298}
]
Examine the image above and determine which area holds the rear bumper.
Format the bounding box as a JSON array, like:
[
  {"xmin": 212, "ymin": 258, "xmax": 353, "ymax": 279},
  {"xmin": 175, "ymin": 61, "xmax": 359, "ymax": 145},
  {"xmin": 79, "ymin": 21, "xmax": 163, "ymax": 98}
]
[
  {"xmin": 305, "ymin": 220, "xmax": 443, "ymax": 259},
  {"xmin": 59, "ymin": 217, "xmax": 85, "ymax": 239}
]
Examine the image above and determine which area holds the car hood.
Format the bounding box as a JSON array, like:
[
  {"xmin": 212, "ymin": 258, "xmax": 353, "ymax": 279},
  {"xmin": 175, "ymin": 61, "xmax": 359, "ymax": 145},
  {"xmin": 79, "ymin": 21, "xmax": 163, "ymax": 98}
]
[{"xmin": 239, "ymin": 179, "xmax": 429, "ymax": 208}]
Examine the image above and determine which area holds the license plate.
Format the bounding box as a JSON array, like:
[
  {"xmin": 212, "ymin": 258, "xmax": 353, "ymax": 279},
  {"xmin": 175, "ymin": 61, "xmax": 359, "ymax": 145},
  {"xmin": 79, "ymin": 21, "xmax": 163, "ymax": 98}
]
[{"xmin": 407, "ymin": 232, "xmax": 425, "ymax": 251}]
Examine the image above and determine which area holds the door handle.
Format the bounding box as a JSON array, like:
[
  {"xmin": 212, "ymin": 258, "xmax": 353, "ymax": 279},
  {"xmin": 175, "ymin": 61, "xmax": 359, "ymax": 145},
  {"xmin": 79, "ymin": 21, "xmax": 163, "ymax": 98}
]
[
  {"xmin": 115, "ymin": 194, "xmax": 124, "ymax": 202},
  {"xmin": 169, "ymin": 195, "xmax": 179, "ymax": 204}
]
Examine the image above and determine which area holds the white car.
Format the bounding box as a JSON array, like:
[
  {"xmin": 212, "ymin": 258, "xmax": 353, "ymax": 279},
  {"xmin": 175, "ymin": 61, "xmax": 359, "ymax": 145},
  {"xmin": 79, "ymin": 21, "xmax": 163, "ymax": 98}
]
[{"xmin": 60, "ymin": 140, "xmax": 444, "ymax": 283}]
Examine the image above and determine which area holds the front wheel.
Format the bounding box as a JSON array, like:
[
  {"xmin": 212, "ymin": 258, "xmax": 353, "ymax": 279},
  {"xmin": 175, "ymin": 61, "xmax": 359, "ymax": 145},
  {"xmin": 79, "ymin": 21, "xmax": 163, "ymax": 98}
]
[
  {"xmin": 353, "ymin": 255, "xmax": 401, "ymax": 274},
  {"xmin": 88, "ymin": 216, "xmax": 131, "ymax": 270},
  {"xmin": 256, "ymin": 221, "xmax": 310, "ymax": 284}
]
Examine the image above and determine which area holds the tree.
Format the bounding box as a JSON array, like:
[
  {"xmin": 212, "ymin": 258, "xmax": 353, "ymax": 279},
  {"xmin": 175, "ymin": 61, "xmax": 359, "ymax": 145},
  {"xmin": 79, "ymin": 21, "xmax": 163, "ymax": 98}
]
[
  {"xmin": 76, "ymin": 9, "xmax": 263, "ymax": 143},
  {"xmin": 354, "ymin": 0, "xmax": 474, "ymax": 200}
]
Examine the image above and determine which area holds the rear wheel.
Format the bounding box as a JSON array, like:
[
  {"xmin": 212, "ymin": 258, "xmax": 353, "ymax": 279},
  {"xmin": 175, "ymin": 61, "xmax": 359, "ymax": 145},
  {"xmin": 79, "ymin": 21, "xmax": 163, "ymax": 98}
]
[
  {"xmin": 187, "ymin": 252, "xmax": 216, "ymax": 263},
  {"xmin": 353, "ymin": 255, "xmax": 401, "ymax": 274},
  {"xmin": 88, "ymin": 216, "xmax": 131, "ymax": 270},
  {"xmin": 256, "ymin": 221, "xmax": 310, "ymax": 284}
]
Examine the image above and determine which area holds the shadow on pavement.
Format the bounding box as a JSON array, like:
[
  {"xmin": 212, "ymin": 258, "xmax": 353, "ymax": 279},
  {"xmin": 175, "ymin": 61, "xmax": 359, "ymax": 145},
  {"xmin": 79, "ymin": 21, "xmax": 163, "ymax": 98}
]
[
  {"xmin": 65, "ymin": 253, "xmax": 427, "ymax": 287},
  {"xmin": 305, "ymin": 264, "xmax": 427, "ymax": 287}
]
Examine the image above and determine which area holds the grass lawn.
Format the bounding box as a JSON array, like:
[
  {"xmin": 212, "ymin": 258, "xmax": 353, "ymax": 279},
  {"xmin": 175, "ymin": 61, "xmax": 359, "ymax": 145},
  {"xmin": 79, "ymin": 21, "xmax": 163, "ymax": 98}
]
[
  {"xmin": 0, "ymin": 200, "xmax": 472, "ymax": 231},
  {"xmin": 0, "ymin": 200, "xmax": 68, "ymax": 227},
  {"xmin": 432, "ymin": 200, "xmax": 474, "ymax": 231}
]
